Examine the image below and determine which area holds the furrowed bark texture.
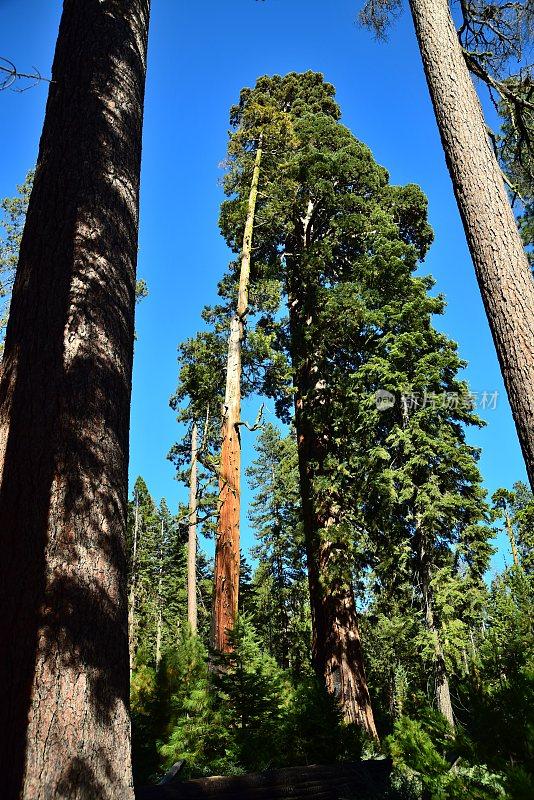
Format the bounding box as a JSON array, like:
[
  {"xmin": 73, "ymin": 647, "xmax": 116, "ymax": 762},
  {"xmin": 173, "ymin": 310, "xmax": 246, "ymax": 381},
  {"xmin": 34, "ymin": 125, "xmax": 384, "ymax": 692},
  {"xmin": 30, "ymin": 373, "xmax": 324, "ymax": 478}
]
[
  {"xmin": 188, "ymin": 421, "xmax": 199, "ymax": 633},
  {"xmin": 0, "ymin": 2, "xmax": 150, "ymax": 798},
  {"xmin": 409, "ymin": 0, "xmax": 534, "ymax": 488},
  {"xmin": 213, "ymin": 143, "xmax": 262, "ymax": 652}
]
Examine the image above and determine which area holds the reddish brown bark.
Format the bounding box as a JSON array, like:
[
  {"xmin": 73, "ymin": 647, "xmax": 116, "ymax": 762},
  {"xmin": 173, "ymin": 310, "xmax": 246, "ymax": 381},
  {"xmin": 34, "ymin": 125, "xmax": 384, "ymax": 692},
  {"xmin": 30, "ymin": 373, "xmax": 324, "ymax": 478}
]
[
  {"xmin": 409, "ymin": 0, "xmax": 534, "ymax": 489},
  {"xmin": 290, "ymin": 335, "xmax": 378, "ymax": 738},
  {"xmin": 213, "ymin": 142, "xmax": 262, "ymax": 652},
  {"xmin": 0, "ymin": 2, "xmax": 150, "ymax": 798}
]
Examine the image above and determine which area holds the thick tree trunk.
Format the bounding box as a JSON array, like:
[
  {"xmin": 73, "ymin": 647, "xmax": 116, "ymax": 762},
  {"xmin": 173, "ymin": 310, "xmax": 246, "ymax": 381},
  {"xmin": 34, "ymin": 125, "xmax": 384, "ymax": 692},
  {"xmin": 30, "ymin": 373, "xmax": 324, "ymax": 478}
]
[
  {"xmin": 0, "ymin": 2, "xmax": 149, "ymax": 798},
  {"xmin": 187, "ymin": 421, "xmax": 199, "ymax": 633},
  {"xmin": 213, "ymin": 141, "xmax": 262, "ymax": 652},
  {"xmin": 409, "ymin": 0, "xmax": 534, "ymax": 489},
  {"xmin": 287, "ymin": 282, "xmax": 378, "ymax": 739}
]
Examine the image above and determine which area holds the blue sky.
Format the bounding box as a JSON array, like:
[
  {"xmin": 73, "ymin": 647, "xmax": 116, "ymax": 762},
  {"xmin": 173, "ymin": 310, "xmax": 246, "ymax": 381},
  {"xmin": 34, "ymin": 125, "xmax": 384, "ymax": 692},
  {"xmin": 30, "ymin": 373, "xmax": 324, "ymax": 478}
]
[{"xmin": 0, "ymin": 0, "xmax": 526, "ymax": 569}]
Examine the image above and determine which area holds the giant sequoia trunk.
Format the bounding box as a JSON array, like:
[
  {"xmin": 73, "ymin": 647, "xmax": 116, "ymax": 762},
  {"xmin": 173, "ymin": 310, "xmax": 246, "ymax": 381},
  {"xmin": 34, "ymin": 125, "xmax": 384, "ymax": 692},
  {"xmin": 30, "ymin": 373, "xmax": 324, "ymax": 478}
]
[
  {"xmin": 0, "ymin": 2, "xmax": 150, "ymax": 798},
  {"xmin": 408, "ymin": 0, "xmax": 534, "ymax": 488},
  {"xmin": 187, "ymin": 421, "xmax": 199, "ymax": 633},
  {"xmin": 286, "ymin": 222, "xmax": 378, "ymax": 737},
  {"xmin": 213, "ymin": 141, "xmax": 262, "ymax": 652},
  {"xmin": 289, "ymin": 312, "xmax": 378, "ymax": 738}
]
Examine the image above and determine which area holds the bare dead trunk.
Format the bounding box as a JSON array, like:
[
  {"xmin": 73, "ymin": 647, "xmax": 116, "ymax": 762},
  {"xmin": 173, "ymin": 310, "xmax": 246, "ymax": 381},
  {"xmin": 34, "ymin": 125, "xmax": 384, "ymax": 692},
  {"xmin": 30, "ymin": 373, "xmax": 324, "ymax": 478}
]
[
  {"xmin": 187, "ymin": 421, "xmax": 199, "ymax": 633},
  {"xmin": 129, "ymin": 492, "xmax": 141, "ymax": 676},
  {"xmin": 0, "ymin": 2, "xmax": 150, "ymax": 798},
  {"xmin": 409, "ymin": 0, "xmax": 534, "ymax": 489},
  {"xmin": 287, "ymin": 275, "xmax": 378, "ymax": 739},
  {"xmin": 213, "ymin": 140, "xmax": 262, "ymax": 652}
]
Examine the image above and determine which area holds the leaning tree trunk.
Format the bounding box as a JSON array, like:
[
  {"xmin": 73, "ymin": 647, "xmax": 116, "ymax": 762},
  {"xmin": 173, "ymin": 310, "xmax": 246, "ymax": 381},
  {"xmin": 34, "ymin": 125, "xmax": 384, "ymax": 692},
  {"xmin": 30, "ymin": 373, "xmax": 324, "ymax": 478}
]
[
  {"xmin": 187, "ymin": 421, "xmax": 199, "ymax": 633},
  {"xmin": 0, "ymin": 2, "xmax": 150, "ymax": 799},
  {"xmin": 286, "ymin": 248, "xmax": 378, "ymax": 738},
  {"xmin": 213, "ymin": 140, "xmax": 262, "ymax": 652},
  {"xmin": 409, "ymin": 0, "xmax": 534, "ymax": 489}
]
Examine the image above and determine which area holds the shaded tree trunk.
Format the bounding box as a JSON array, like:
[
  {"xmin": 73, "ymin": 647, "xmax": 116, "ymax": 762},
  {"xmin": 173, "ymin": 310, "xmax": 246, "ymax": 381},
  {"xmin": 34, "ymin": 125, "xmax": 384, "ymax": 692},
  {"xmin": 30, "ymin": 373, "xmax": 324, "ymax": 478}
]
[
  {"xmin": 416, "ymin": 527, "xmax": 455, "ymax": 729},
  {"xmin": 290, "ymin": 369, "xmax": 378, "ymax": 736},
  {"xmin": 0, "ymin": 2, "xmax": 150, "ymax": 798},
  {"xmin": 213, "ymin": 140, "xmax": 262, "ymax": 652},
  {"xmin": 187, "ymin": 421, "xmax": 199, "ymax": 633},
  {"xmin": 409, "ymin": 0, "xmax": 534, "ymax": 489},
  {"xmin": 422, "ymin": 581, "xmax": 455, "ymax": 730}
]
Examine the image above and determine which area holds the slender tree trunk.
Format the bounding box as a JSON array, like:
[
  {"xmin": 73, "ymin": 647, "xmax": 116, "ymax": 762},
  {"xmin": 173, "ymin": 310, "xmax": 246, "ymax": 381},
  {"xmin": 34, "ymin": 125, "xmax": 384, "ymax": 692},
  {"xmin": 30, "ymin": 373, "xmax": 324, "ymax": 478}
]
[
  {"xmin": 188, "ymin": 422, "xmax": 199, "ymax": 633},
  {"xmin": 504, "ymin": 510, "xmax": 520, "ymax": 567},
  {"xmin": 291, "ymin": 392, "xmax": 378, "ymax": 736},
  {"xmin": 155, "ymin": 606, "xmax": 163, "ymax": 669},
  {"xmin": 416, "ymin": 527, "xmax": 455, "ymax": 729},
  {"xmin": 128, "ymin": 492, "xmax": 141, "ymax": 677},
  {"xmin": 0, "ymin": 2, "xmax": 150, "ymax": 798},
  {"xmin": 286, "ymin": 237, "xmax": 378, "ymax": 737},
  {"xmin": 408, "ymin": 0, "xmax": 534, "ymax": 489},
  {"xmin": 213, "ymin": 140, "xmax": 263, "ymax": 652},
  {"xmin": 422, "ymin": 581, "xmax": 455, "ymax": 730},
  {"xmin": 155, "ymin": 518, "xmax": 164, "ymax": 668}
]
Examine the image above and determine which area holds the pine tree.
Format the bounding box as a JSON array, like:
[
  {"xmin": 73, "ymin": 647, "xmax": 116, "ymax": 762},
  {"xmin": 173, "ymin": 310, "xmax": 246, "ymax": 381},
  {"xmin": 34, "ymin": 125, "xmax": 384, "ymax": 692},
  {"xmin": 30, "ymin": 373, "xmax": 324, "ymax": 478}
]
[
  {"xmin": 247, "ymin": 423, "xmax": 310, "ymax": 671},
  {"xmin": 127, "ymin": 480, "xmax": 187, "ymax": 670},
  {"xmin": 360, "ymin": 0, "xmax": 534, "ymax": 489},
  {"xmin": 0, "ymin": 170, "xmax": 33, "ymax": 352},
  {"xmin": 0, "ymin": 3, "xmax": 150, "ymax": 797}
]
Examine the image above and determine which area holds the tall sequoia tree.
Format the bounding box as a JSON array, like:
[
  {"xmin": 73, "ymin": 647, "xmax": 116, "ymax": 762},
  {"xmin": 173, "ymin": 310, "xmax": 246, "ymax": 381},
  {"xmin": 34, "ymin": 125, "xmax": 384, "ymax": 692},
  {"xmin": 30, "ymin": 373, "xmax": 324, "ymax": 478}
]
[
  {"xmin": 0, "ymin": 2, "xmax": 150, "ymax": 798},
  {"xmin": 219, "ymin": 74, "xmax": 381, "ymax": 734},
  {"xmin": 360, "ymin": 0, "xmax": 534, "ymax": 488}
]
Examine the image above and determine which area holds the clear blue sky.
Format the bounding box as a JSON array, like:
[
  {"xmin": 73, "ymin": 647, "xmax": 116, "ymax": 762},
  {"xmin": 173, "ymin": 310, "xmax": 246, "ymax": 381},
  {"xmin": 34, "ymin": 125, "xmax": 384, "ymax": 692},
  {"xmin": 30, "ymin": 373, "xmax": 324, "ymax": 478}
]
[{"xmin": 0, "ymin": 0, "xmax": 526, "ymax": 570}]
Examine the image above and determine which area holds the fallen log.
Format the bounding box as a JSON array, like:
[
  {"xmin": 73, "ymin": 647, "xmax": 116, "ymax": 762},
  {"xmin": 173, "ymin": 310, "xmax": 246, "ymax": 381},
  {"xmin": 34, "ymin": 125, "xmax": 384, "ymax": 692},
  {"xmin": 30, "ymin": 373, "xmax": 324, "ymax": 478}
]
[{"xmin": 135, "ymin": 759, "xmax": 392, "ymax": 799}]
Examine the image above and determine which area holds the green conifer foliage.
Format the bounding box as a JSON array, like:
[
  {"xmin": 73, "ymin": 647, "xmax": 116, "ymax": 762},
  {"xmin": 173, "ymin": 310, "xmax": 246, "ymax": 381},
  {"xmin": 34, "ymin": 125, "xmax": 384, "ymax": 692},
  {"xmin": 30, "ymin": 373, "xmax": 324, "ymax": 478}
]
[
  {"xmin": 0, "ymin": 170, "xmax": 33, "ymax": 350},
  {"xmin": 247, "ymin": 423, "xmax": 311, "ymax": 671}
]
